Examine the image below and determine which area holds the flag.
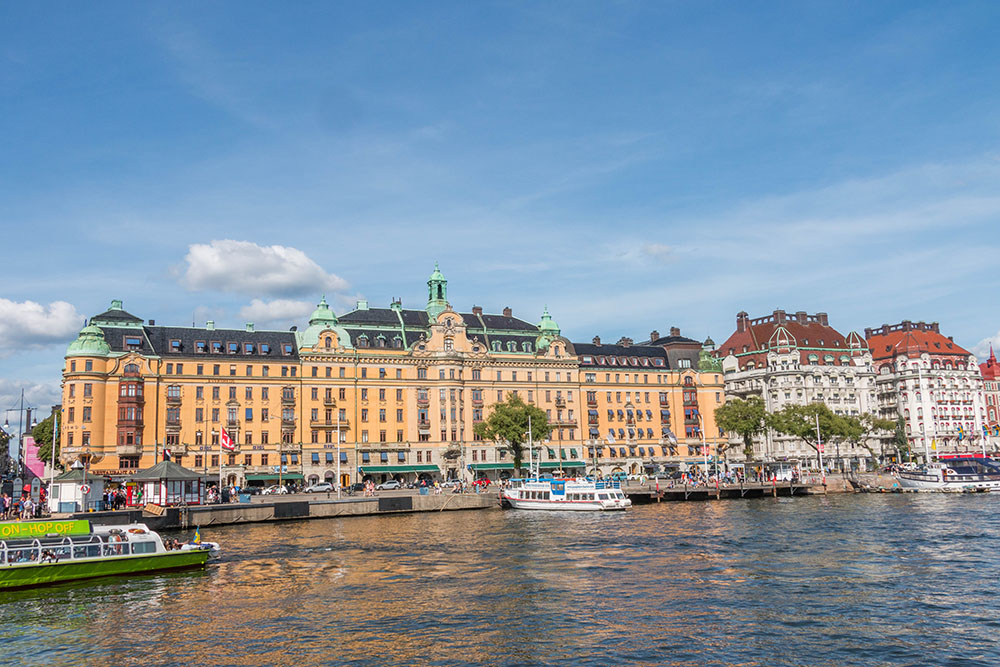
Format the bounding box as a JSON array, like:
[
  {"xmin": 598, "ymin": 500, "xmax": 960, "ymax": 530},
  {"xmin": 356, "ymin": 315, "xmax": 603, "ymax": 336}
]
[
  {"xmin": 931, "ymin": 439, "xmax": 937, "ymax": 450},
  {"xmin": 984, "ymin": 425, "xmax": 989, "ymax": 438},
  {"xmin": 994, "ymin": 426, "xmax": 1000, "ymax": 437},
  {"xmin": 607, "ymin": 433, "xmax": 616, "ymax": 444},
  {"xmin": 162, "ymin": 448, "xmax": 171, "ymax": 461},
  {"xmin": 220, "ymin": 428, "xmax": 235, "ymax": 451},
  {"xmin": 193, "ymin": 527, "xmax": 201, "ymax": 545},
  {"xmin": 957, "ymin": 425, "xmax": 964, "ymax": 441}
]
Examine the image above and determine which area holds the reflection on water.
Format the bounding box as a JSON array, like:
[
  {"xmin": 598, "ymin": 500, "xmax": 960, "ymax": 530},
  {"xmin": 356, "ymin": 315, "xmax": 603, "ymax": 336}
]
[{"xmin": 4, "ymin": 495, "xmax": 1000, "ymax": 666}]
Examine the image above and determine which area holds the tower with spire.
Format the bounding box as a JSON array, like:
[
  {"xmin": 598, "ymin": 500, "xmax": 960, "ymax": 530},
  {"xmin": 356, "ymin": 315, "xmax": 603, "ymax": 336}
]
[{"xmin": 426, "ymin": 263, "xmax": 449, "ymax": 319}]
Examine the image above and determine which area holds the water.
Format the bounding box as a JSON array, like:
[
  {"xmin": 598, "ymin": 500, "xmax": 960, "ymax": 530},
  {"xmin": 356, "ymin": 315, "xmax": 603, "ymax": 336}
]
[{"xmin": 3, "ymin": 494, "xmax": 1000, "ymax": 666}]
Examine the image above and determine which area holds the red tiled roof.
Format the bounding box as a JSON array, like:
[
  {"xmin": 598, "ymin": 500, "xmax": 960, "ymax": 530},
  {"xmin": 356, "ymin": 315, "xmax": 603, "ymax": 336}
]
[
  {"xmin": 716, "ymin": 310, "xmax": 860, "ymax": 370},
  {"xmin": 866, "ymin": 324, "xmax": 970, "ymax": 363},
  {"xmin": 980, "ymin": 347, "xmax": 999, "ymax": 380}
]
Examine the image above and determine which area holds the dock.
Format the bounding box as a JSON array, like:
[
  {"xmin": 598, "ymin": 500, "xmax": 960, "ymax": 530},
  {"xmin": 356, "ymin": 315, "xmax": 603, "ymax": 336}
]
[
  {"xmin": 622, "ymin": 480, "xmax": 829, "ymax": 503},
  {"xmin": 69, "ymin": 492, "xmax": 497, "ymax": 531}
]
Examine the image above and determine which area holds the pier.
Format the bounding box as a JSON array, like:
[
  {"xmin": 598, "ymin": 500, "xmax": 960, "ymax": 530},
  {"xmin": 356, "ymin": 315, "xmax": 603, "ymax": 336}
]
[
  {"xmin": 622, "ymin": 480, "xmax": 831, "ymax": 503},
  {"xmin": 68, "ymin": 492, "xmax": 497, "ymax": 531}
]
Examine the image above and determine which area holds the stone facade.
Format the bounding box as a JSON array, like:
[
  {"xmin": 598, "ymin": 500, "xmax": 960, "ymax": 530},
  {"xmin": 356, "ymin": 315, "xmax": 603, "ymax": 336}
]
[{"xmin": 717, "ymin": 310, "xmax": 877, "ymax": 468}]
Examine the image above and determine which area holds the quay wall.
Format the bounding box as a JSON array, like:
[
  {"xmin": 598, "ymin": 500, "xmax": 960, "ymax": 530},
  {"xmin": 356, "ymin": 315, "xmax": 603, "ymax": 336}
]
[{"xmin": 72, "ymin": 493, "xmax": 497, "ymax": 531}]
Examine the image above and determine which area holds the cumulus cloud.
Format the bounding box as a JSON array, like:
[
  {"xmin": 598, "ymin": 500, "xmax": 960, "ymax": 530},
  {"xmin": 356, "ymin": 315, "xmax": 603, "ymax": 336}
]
[
  {"xmin": 181, "ymin": 240, "xmax": 349, "ymax": 297},
  {"xmin": 0, "ymin": 379, "xmax": 62, "ymax": 415},
  {"xmin": 238, "ymin": 299, "xmax": 314, "ymax": 327},
  {"xmin": 0, "ymin": 299, "xmax": 82, "ymax": 357},
  {"xmin": 641, "ymin": 243, "xmax": 674, "ymax": 261},
  {"xmin": 973, "ymin": 331, "xmax": 1000, "ymax": 360}
]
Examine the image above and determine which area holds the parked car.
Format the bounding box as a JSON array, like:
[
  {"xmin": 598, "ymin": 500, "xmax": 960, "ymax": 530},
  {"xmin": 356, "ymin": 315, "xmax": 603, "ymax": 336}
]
[
  {"xmin": 440, "ymin": 479, "xmax": 461, "ymax": 488},
  {"xmin": 262, "ymin": 485, "xmax": 290, "ymax": 495},
  {"xmin": 304, "ymin": 482, "xmax": 334, "ymax": 493},
  {"xmin": 351, "ymin": 482, "xmax": 366, "ymax": 493},
  {"xmin": 376, "ymin": 480, "xmax": 402, "ymax": 491}
]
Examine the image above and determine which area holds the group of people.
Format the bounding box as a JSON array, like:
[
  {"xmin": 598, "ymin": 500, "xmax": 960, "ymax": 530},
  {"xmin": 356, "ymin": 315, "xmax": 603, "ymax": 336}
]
[
  {"xmin": 1, "ymin": 492, "xmax": 41, "ymax": 520},
  {"xmin": 102, "ymin": 488, "xmax": 134, "ymax": 510}
]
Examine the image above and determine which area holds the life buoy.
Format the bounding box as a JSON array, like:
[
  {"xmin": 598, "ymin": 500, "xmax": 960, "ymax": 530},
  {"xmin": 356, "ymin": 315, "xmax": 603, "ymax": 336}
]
[{"xmin": 128, "ymin": 528, "xmax": 146, "ymax": 534}]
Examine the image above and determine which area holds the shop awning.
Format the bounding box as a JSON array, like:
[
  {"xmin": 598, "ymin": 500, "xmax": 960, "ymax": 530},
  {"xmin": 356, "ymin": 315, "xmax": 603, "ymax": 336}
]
[
  {"xmin": 539, "ymin": 461, "xmax": 586, "ymax": 469},
  {"xmin": 468, "ymin": 462, "xmax": 516, "ymax": 470},
  {"xmin": 245, "ymin": 473, "xmax": 305, "ymax": 482},
  {"xmin": 359, "ymin": 465, "xmax": 440, "ymax": 474}
]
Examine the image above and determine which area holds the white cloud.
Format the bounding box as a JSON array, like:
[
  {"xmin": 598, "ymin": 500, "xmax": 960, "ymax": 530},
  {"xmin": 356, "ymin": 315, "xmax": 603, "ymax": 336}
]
[
  {"xmin": 641, "ymin": 243, "xmax": 674, "ymax": 261},
  {"xmin": 0, "ymin": 299, "xmax": 82, "ymax": 357},
  {"xmin": 0, "ymin": 378, "xmax": 61, "ymax": 416},
  {"xmin": 973, "ymin": 331, "xmax": 1000, "ymax": 361},
  {"xmin": 238, "ymin": 299, "xmax": 314, "ymax": 327},
  {"xmin": 181, "ymin": 240, "xmax": 349, "ymax": 297}
]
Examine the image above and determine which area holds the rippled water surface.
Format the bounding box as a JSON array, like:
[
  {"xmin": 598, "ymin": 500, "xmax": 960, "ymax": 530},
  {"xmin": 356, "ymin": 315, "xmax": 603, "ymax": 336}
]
[{"xmin": 4, "ymin": 494, "xmax": 1000, "ymax": 666}]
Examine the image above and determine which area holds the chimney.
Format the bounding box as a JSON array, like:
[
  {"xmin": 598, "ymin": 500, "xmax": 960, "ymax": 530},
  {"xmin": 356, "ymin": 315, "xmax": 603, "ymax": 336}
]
[
  {"xmin": 206, "ymin": 320, "xmax": 215, "ymax": 330},
  {"xmin": 795, "ymin": 311, "xmax": 807, "ymax": 323},
  {"xmin": 356, "ymin": 300, "xmax": 369, "ymax": 311},
  {"xmin": 670, "ymin": 326, "xmax": 680, "ymax": 337},
  {"xmin": 817, "ymin": 312, "xmax": 829, "ymax": 326},
  {"xmin": 148, "ymin": 319, "xmax": 155, "ymax": 326},
  {"xmin": 649, "ymin": 330, "xmax": 659, "ymax": 342},
  {"xmin": 931, "ymin": 322, "xmax": 940, "ymax": 333},
  {"xmin": 864, "ymin": 327, "xmax": 873, "ymax": 339},
  {"xmin": 592, "ymin": 336, "xmax": 601, "ymax": 346},
  {"xmin": 245, "ymin": 323, "xmax": 255, "ymax": 332},
  {"xmin": 503, "ymin": 306, "xmax": 512, "ymax": 317},
  {"xmin": 472, "ymin": 305, "xmax": 483, "ymax": 316},
  {"xmin": 617, "ymin": 337, "xmax": 633, "ymax": 347},
  {"xmin": 736, "ymin": 311, "xmax": 749, "ymax": 332},
  {"xmin": 773, "ymin": 309, "xmax": 786, "ymax": 324},
  {"xmin": 902, "ymin": 320, "xmax": 912, "ymax": 332}
]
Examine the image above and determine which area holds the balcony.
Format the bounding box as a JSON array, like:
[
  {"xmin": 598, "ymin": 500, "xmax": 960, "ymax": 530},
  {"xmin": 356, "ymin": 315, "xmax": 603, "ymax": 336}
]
[
  {"xmin": 166, "ymin": 394, "xmax": 182, "ymax": 405},
  {"xmin": 226, "ymin": 419, "xmax": 240, "ymax": 431},
  {"xmin": 165, "ymin": 418, "xmax": 181, "ymax": 431},
  {"xmin": 279, "ymin": 441, "xmax": 299, "ymax": 452},
  {"xmin": 586, "ymin": 399, "xmax": 598, "ymax": 408},
  {"xmin": 470, "ymin": 397, "xmax": 482, "ymax": 407},
  {"xmin": 555, "ymin": 397, "xmax": 566, "ymax": 408},
  {"xmin": 323, "ymin": 396, "xmax": 337, "ymax": 406},
  {"xmin": 418, "ymin": 420, "xmax": 432, "ymax": 432},
  {"xmin": 281, "ymin": 395, "xmax": 295, "ymax": 406},
  {"xmin": 659, "ymin": 398, "xmax": 669, "ymax": 406},
  {"xmin": 282, "ymin": 418, "xmax": 296, "ymax": 428},
  {"xmin": 310, "ymin": 418, "xmax": 350, "ymax": 429},
  {"xmin": 117, "ymin": 418, "xmax": 144, "ymax": 428},
  {"xmin": 117, "ymin": 443, "xmax": 143, "ymax": 456}
]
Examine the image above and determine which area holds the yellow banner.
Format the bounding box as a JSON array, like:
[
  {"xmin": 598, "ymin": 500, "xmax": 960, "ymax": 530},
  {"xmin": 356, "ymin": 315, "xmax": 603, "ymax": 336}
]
[{"xmin": 0, "ymin": 520, "xmax": 91, "ymax": 540}]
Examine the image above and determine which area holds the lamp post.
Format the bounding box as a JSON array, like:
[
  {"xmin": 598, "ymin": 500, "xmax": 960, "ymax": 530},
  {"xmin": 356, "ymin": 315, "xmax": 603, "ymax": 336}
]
[
  {"xmin": 695, "ymin": 409, "xmax": 708, "ymax": 478},
  {"xmin": 3, "ymin": 389, "xmax": 38, "ymax": 490}
]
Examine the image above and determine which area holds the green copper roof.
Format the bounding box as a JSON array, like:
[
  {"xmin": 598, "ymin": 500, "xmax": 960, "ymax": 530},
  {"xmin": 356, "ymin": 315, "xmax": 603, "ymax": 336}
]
[
  {"xmin": 426, "ymin": 262, "xmax": 449, "ymax": 319},
  {"xmin": 428, "ymin": 262, "xmax": 445, "ymax": 282},
  {"xmin": 537, "ymin": 306, "xmax": 560, "ymax": 334},
  {"xmin": 308, "ymin": 295, "xmax": 338, "ymax": 326},
  {"xmin": 66, "ymin": 323, "xmax": 111, "ymax": 357}
]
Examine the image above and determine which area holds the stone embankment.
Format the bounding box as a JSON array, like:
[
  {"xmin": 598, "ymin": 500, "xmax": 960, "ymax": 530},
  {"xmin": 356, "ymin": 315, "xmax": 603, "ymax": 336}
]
[{"xmin": 70, "ymin": 492, "xmax": 496, "ymax": 531}]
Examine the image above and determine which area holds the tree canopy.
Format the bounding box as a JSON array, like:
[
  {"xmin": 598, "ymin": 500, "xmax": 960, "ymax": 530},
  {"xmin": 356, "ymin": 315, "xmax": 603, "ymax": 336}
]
[
  {"xmin": 31, "ymin": 411, "xmax": 61, "ymax": 467},
  {"xmin": 841, "ymin": 413, "xmax": 896, "ymax": 462},
  {"xmin": 768, "ymin": 403, "xmax": 845, "ymax": 452},
  {"xmin": 472, "ymin": 393, "xmax": 551, "ymax": 471},
  {"xmin": 714, "ymin": 396, "xmax": 767, "ymax": 461}
]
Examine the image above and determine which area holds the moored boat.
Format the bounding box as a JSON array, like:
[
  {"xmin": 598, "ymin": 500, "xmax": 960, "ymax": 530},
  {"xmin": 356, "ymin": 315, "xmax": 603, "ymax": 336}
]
[
  {"xmin": 895, "ymin": 456, "xmax": 1000, "ymax": 491},
  {"xmin": 0, "ymin": 519, "xmax": 217, "ymax": 591},
  {"xmin": 502, "ymin": 477, "xmax": 632, "ymax": 511}
]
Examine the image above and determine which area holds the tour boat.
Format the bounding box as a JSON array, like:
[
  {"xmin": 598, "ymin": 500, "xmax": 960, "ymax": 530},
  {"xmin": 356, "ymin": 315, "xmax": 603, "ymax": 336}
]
[
  {"xmin": 502, "ymin": 477, "xmax": 632, "ymax": 511},
  {"xmin": 0, "ymin": 519, "xmax": 218, "ymax": 590},
  {"xmin": 895, "ymin": 456, "xmax": 1000, "ymax": 491}
]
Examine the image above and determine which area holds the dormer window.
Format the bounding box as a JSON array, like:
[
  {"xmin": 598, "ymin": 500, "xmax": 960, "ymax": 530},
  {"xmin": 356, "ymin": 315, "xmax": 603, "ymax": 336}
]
[
  {"xmin": 506, "ymin": 341, "xmax": 516, "ymax": 352},
  {"xmin": 492, "ymin": 341, "xmax": 502, "ymax": 352},
  {"xmin": 393, "ymin": 336, "xmax": 403, "ymax": 349},
  {"xmin": 243, "ymin": 343, "xmax": 254, "ymax": 354},
  {"xmin": 124, "ymin": 336, "xmax": 142, "ymax": 350},
  {"xmin": 522, "ymin": 342, "xmax": 532, "ymax": 353},
  {"xmin": 376, "ymin": 335, "xmax": 387, "ymax": 348},
  {"xmin": 582, "ymin": 355, "xmax": 593, "ymax": 364},
  {"xmin": 211, "ymin": 341, "xmax": 223, "ymax": 354},
  {"xmin": 228, "ymin": 342, "xmax": 239, "ymax": 354},
  {"xmin": 282, "ymin": 344, "xmax": 294, "ymax": 356},
  {"xmin": 357, "ymin": 335, "xmax": 369, "ymax": 348},
  {"xmin": 260, "ymin": 343, "xmax": 271, "ymax": 354},
  {"xmin": 170, "ymin": 340, "xmax": 181, "ymax": 352},
  {"xmin": 195, "ymin": 341, "xmax": 207, "ymax": 353}
]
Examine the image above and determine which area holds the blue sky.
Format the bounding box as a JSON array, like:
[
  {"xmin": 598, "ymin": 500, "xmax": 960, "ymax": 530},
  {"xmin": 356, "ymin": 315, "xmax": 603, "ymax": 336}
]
[{"xmin": 2, "ymin": 1, "xmax": 1000, "ymax": 412}]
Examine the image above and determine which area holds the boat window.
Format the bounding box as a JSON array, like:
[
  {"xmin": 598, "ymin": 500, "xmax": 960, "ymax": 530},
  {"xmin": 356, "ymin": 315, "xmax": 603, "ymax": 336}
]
[
  {"xmin": 132, "ymin": 541, "xmax": 157, "ymax": 554},
  {"xmin": 598, "ymin": 493, "xmax": 609, "ymax": 500}
]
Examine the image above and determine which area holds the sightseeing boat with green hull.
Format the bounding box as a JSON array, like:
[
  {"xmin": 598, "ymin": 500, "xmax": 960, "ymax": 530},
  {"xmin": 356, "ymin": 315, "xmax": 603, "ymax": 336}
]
[{"xmin": 0, "ymin": 519, "xmax": 216, "ymax": 590}]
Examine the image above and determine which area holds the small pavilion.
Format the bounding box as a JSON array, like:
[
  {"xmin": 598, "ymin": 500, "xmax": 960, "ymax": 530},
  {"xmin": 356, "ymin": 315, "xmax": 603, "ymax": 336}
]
[
  {"xmin": 49, "ymin": 462, "xmax": 107, "ymax": 513},
  {"xmin": 130, "ymin": 460, "xmax": 205, "ymax": 506}
]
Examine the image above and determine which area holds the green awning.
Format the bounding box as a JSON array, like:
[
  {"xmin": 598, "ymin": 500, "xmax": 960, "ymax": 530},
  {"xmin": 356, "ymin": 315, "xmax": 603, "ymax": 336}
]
[
  {"xmin": 245, "ymin": 473, "xmax": 305, "ymax": 482},
  {"xmin": 539, "ymin": 460, "xmax": 587, "ymax": 469},
  {"xmin": 358, "ymin": 465, "xmax": 440, "ymax": 474},
  {"xmin": 467, "ymin": 462, "xmax": 516, "ymax": 470},
  {"xmin": 570, "ymin": 449, "xmax": 578, "ymax": 458}
]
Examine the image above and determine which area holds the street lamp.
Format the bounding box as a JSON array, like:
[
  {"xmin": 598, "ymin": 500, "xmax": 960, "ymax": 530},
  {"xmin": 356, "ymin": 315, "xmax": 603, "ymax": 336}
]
[{"xmin": 3, "ymin": 388, "xmax": 38, "ymax": 488}]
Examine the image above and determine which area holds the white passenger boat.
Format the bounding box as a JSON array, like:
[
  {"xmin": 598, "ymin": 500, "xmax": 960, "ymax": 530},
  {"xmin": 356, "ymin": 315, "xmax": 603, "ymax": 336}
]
[
  {"xmin": 896, "ymin": 456, "xmax": 1000, "ymax": 491},
  {"xmin": 502, "ymin": 478, "xmax": 632, "ymax": 511}
]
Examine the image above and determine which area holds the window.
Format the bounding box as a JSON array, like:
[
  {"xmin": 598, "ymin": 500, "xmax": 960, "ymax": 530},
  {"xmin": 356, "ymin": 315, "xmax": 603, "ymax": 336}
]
[{"xmin": 83, "ymin": 383, "xmax": 92, "ymax": 397}]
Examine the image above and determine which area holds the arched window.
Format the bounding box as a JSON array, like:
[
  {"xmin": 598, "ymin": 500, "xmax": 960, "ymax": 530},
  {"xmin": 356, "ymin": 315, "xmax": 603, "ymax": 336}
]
[
  {"xmin": 521, "ymin": 342, "xmax": 532, "ymax": 353},
  {"xmin": 324, "ymin": 336, "xmax": 332, "ymax": 349},
  {"xmin": 506, "ymin": 341, "xmax": 516, "ymax": 352},
  {"xmin": 808, "ymin": 354, "xmax": 819, "ymax": 364},
  {"xmin": 376, "ymin": 336, "xmax": 386, "ymax": 348},
  {"xmin": 392, "ymin": 336, "xmax": 403, "ymax": 349},
  {"xmin": 444, "ymin": 338, "xmax": 454, "ymax": 351},
  {"xmin": 492, "ymin": 341, "xmax": 502, "ymax": 352},
  {"xmin": 357, "ymin": 334, "xmax": 369, "ymax": 348},
  {"xmin": 124, "ymin": 363, "xmax": 140, "ymax": 376}
]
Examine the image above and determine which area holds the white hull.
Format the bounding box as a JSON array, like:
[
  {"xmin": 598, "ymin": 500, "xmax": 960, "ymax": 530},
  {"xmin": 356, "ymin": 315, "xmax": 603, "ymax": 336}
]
[
  {"xmin": 896, "ymin": 474, "xmax": 1000, "ymax": 491},
  {"xmin": 504, "ymin": 497, "xmax": 627, "ymax": 511}
]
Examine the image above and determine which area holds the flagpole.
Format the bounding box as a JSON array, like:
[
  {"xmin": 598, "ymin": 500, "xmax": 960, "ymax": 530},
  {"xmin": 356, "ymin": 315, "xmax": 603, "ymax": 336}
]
[
  {"xmin": 336, "ymin": 409, "xmax": 342, "ymax": 499},
  {"xmin": 218, "ymin": 429, "xmax": 223, "ymax": 495}
]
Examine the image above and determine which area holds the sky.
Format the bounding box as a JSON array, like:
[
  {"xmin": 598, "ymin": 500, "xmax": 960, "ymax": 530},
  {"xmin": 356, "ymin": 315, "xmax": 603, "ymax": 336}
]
[{"xmin": 2, "ymin": 1, "xmax": 1000, "ymax": 415}]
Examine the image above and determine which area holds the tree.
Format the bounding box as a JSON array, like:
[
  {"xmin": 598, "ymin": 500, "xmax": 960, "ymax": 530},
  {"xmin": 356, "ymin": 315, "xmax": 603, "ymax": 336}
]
[
  {"xmin": 841, "ymin": 413, "xmax": 897, "ymax": 466},
  {"xmin": 714, "ymin": 396, "xmax": 768, "ymax": 461},
  {"xmin": 473, "ymin": 393, "xmax": 551, "ymax": 472},
  {"xmin": 768, "ymin": 403, "xmax": 849, "ymax": 455},
  {"xmin": 31, "ymin": 411, "xmax": 61, "ymax": 468},
  {"xmin": 892, "ymin": 416, "xmax": 911, "ymax": 462}
]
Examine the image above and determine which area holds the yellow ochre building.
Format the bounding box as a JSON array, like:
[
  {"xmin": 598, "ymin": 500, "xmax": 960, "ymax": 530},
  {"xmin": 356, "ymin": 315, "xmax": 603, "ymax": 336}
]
[{"xmin": 59, "ymin": 266, "xmax": 724, "ymax": 487}]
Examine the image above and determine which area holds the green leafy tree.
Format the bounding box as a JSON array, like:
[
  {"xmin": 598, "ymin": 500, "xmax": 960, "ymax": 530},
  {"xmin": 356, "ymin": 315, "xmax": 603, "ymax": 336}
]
[
  {"xmin": 32, "ymin": 411, "xmax": 62, "ymax": 467},
  {"xmin": 892, "ymin": 416, "xmax": 911, "ymax": 462},
  {"xmin": 769, "ymin": 403, "xmax": 849, "ymax": 454},
  {"xmin": 842, "ymin": 413, "xmax": 897, "ymax": 466},
  {"xmin": 714, "ymin": 396, "xmax": 768, "ymax": 461},
  {"xmin": 473, "ymin": 393, "xmax": 551, "ymax": 472}
]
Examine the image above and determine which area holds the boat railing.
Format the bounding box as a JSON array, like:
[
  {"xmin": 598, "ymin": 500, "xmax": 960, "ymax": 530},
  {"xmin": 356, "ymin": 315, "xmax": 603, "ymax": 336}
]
[{"xmin": 0, "ymin": 533, "xmax": 143, "ymax": 566}]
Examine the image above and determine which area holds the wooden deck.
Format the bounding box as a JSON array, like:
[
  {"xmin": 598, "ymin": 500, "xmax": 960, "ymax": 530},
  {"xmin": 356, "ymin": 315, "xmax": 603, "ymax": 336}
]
[{"xmin": 622, "ymin": 481, "xmax": 825, "ymax": 503}]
